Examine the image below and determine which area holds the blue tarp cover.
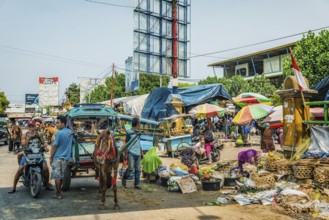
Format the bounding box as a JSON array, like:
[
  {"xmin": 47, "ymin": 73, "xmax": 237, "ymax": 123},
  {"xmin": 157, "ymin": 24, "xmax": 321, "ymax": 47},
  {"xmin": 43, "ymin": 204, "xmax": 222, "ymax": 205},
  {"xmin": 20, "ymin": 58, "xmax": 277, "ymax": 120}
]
[
  {"xmin": 311, "ymin": 76, "xmax": 329, "ymax": 101},
  {"xmin": 141, "ymin": 84, "xmax": 235, "ymax": 120}
]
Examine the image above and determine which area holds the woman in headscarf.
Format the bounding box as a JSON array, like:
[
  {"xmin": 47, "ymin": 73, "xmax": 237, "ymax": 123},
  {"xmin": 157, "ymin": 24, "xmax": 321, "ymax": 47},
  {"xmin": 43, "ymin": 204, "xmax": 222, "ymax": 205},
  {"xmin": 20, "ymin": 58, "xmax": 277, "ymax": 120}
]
[
  {"xmin": 237, "ymin": 149, "xmax": 262, "ymax": 171},
  {"xmin": 181, "ymin": 147, "xmax": 198, "ymax": 175},
  {"xmin": 255, "ymin": 121, "xmax": 275, "ymax": 152}
]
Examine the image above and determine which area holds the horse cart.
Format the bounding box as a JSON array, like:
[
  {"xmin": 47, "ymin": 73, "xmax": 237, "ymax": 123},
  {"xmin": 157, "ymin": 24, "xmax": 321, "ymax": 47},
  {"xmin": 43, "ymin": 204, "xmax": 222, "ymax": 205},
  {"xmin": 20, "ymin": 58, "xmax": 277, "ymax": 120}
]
[{"xmin": 62, "ymin": 104, "xmax": 119, "ymax": 191}]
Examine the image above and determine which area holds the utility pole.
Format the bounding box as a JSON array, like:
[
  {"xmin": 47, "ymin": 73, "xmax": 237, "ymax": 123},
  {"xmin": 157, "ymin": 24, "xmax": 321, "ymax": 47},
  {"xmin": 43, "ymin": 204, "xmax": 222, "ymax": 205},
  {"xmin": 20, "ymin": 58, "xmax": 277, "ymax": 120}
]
[
  {"xmin": 172, "ymin": 0, "xmax": 178, "ymax": 94},
  {"xmin": 110, "ymin": 63, "xmax": 115, "ymax": 107}
]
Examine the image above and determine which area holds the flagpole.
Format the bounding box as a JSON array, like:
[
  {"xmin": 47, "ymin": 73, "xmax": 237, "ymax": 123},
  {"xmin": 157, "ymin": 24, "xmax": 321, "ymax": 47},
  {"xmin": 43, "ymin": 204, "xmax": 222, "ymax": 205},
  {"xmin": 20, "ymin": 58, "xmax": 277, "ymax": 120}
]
[{"xmin": 289, "ymin": 48, "xmax": 309, "ymax": 121}]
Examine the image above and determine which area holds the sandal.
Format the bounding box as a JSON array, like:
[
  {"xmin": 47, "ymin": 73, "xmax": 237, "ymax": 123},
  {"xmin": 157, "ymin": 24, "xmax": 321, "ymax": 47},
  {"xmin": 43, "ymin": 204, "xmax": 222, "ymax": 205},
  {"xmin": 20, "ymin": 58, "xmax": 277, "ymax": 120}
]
[
  {"xmin": 8, "ymin": 189, "xmax": 16, "ymax": 194},
  {"xmin": 52, "ymin": 195, "xmax": 62, "ymax": 199}
]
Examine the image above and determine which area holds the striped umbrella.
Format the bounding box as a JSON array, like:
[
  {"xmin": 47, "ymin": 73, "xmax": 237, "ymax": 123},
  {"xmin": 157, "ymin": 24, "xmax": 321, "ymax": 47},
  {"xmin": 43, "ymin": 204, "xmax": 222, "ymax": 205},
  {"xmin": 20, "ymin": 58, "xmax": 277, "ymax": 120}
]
[
  {"xmin": 189, "ymin": 103, "xmax": 226, "ymax": 119},
  {"xmin": 233, "ymin": 104, "xmax": 274, "ymax": 125},
  {"xmin": 262, "ymin": 106, "xmax": 283, "ymax": 128},
  {"xmin": 234, "ymin": 92, "xmax": 272, "ymax": 107}
]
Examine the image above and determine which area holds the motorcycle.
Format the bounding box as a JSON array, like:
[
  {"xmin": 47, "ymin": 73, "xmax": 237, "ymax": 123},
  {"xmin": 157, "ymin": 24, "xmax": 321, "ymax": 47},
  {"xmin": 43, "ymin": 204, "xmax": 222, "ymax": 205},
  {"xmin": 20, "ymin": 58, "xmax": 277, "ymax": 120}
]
[
  {"xmin": 191, "ymin": 137, "xmax": 224, "ymax": 164},
  {"xmin": 22, "ymin": 144, "xmax": 44, "ymax": 198}
]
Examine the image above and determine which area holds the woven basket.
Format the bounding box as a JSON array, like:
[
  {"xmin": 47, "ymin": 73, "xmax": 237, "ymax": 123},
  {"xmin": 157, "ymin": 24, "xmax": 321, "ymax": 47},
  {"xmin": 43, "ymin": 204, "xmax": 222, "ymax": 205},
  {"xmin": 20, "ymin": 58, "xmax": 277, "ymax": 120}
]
[
  {"xmin": 292, "ymin": 165, "xmax": 313, "ymax": 179},
  {"xmin": 265, "ymin": 160, "xmax": 277, "ymax": 172},
  {"xmin": 251, "ymin": 173, "xmax": 276, "ymax": 189},
  {"xmin": 314, "ymin": 166, "xmax": 329, "ymax": 183},
  {"xmin": 276, "ymin": 160, "xmax": 292, "ymax": 175}
]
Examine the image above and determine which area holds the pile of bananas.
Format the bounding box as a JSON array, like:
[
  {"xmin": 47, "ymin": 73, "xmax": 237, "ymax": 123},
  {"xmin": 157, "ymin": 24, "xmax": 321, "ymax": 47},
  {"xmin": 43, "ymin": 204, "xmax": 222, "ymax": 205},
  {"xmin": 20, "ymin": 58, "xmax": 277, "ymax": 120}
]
[
  {"xmin": 266, "ymin": 152, "xmax": 284, "ymax": 161},
  {"xmin": 199, "ymin": 167, "xmax": 215, "ymax": 180}
]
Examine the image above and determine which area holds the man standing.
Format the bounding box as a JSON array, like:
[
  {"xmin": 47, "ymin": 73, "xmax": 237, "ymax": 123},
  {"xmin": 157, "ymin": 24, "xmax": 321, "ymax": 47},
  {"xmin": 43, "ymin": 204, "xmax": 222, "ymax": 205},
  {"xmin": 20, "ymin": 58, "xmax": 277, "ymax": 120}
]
[
  {"xmin": 50, "ymin": 116, "xmax": 73, "ymax": 199},
  {"xmin": 122, "ymin": 117, "xmax": 142, "ymax": 190},
  {"xmin": 8, "ymin": 118, "xmax": 21, "ymax": 152}
]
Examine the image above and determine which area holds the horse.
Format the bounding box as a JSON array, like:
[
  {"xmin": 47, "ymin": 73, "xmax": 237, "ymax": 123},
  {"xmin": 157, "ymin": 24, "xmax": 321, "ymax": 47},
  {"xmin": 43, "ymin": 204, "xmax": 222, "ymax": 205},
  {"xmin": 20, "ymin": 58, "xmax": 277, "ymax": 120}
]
[{"xmin": 93, "ymin": 129, "xmax": 120, "ymax": 210}]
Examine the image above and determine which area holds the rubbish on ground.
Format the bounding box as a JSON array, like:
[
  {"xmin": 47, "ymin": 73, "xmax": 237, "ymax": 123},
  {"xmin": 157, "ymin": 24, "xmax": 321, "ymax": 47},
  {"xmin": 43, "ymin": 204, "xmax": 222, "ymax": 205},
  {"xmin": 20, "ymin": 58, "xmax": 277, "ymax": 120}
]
[
  {"xmin": 216, "ymin": 197, "xmax": 231, "ymax": 204},
  {"xmin": 176, "ymin": 176, "xmax": 197, "ymax": 194}
]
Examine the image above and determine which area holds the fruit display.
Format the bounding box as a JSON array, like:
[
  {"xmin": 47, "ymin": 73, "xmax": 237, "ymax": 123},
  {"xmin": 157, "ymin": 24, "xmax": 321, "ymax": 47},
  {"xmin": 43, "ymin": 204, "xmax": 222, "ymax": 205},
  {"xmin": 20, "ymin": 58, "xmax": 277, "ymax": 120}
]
[{"xmin": 199, "ymin": 167, "xmax": 215, "ymax": 180}]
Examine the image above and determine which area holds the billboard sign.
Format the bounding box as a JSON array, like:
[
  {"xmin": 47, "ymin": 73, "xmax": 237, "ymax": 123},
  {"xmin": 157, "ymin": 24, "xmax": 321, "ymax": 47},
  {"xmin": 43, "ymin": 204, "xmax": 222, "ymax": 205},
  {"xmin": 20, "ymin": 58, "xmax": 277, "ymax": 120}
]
[
  {"xmin": 38, "ymin": 77, "xmax": 59, "ymax": 107},
  {"xmin": 125, "ymin": 56, "xmax": 139, "ymax": 93},
  {"xmin": 133, "ymin": 0, "xmax": 190, "ymax": 77},
  {"xmin": 25, "ymin": 94, "xmax": 39, "ymax": 105}
]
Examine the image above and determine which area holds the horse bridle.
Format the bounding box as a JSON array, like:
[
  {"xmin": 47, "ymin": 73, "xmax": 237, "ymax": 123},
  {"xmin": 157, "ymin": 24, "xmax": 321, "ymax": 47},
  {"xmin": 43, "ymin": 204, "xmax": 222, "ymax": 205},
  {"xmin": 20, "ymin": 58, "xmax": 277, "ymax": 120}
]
[{"xmin": 96, "ymin": 133, "xmax": 120, "ymax": 164}]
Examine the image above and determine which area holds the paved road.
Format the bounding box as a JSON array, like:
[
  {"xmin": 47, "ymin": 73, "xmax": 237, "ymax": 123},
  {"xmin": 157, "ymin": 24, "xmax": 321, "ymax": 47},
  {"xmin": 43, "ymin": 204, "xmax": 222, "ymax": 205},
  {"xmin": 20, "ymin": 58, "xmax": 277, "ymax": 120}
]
[{"xmin": 0, "ymin": 142, "xmax": 290, "ymax": 220}]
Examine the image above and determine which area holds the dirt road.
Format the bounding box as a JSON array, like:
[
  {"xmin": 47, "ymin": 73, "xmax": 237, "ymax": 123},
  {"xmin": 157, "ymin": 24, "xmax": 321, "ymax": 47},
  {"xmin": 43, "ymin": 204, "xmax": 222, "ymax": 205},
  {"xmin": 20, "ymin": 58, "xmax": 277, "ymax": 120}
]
[{"xmin": 0, "ymin": 138, "xmax": 292, "ymax": 220}]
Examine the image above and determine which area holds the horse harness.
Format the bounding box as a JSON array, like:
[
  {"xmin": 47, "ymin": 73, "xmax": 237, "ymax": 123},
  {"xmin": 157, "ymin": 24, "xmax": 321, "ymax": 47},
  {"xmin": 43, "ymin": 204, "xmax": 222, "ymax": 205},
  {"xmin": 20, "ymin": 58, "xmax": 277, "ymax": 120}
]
[{"xmin": 96, "ymin": 132, "xmax": 119, "ymax": 164}]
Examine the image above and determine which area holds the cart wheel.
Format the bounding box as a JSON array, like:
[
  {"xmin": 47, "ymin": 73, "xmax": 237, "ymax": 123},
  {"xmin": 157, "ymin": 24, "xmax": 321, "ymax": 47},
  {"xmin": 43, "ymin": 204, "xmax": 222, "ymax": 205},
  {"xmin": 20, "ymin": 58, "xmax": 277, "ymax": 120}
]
[
  {"xmin": 62, "ymin": 166, "xmax": 71, "ymax": 191},
  {"xmin": 176, "ymin": 142, "xmax": 191, "ymax": 157}
]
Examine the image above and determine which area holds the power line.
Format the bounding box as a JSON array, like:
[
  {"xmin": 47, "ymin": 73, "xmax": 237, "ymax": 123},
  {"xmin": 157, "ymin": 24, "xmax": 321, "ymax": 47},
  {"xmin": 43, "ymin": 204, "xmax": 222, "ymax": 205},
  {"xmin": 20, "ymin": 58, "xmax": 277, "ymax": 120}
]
[
  {"xmin": 0, "ymin": 45, "xmax": 106, "ymax": 68},
  {"xmin": 83, "ymin": 0, "xmax": 133, "ymax": 8},
  {"xmin": 190, "ymin": 25, "xmax": 329, "ymax": 58}
]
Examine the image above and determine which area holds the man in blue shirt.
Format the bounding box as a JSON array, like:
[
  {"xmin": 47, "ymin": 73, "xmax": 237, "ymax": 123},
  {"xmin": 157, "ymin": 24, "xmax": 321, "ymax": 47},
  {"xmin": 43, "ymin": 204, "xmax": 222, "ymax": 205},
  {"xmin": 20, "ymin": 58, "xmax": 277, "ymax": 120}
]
[
  {"xmin": 122, "ymin": 117, "xmax": 142, "ymax": 190},
  {"xmin": 50, "ymin": 116, "xmax": 73, "ymax": 199}
]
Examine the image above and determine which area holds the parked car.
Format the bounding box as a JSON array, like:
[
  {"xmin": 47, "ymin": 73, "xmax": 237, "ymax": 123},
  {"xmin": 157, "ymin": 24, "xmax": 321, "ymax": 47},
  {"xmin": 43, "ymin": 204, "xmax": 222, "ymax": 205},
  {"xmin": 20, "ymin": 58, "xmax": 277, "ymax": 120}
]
[{"xmin": 0, "ymin": 118, "xmax": 9, "ymax": 145}]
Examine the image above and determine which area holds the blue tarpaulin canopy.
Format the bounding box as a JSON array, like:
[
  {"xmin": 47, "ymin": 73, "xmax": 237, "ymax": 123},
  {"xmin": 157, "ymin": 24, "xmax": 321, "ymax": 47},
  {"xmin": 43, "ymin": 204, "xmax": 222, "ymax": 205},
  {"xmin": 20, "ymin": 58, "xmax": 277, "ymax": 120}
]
[
  {"xmin": 311, "ymin": 76, "xmax": 329, "ymax": 101},
  {"xmin": 141, "ymin": 84, "xmax": 235, "ymax": 120}
]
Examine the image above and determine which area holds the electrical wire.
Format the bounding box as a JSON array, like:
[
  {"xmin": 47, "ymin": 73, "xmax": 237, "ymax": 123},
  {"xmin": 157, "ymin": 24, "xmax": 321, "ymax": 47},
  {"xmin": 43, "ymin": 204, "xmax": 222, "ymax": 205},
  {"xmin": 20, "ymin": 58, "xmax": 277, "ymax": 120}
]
[
  {"xmin": 190, "ymin": 25, "xmax": 329, "ymax": 58},
  {"xmin": 83, "ymin": 0, "xmax": 133, "ymax": 8},
  {"xmin": 0, "ymin": 45, "xmax": 106, "ymax": 68}
]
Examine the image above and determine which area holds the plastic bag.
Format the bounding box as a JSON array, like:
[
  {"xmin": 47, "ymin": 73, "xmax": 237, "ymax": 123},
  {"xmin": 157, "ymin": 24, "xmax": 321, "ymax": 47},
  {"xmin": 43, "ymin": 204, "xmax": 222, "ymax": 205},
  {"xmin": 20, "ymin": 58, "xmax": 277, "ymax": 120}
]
[
  {"xmin": 253, "ymin": 190, "xmax": 277, "ymax": 205},
  {"xmin": 167, "ymin": 176, "xmax": 182, "ymax": 192},
  {"xmin": 234, "ymin": 194, "xmax": 255, "ymax": 206},
  {"xmin": 216, "ymin": 197, "xmax": 230, "ymax": 204},
  {"xmin": 173, "ymin": 168, "xmax": 189, "ymax": 176},
  {"xmin": 159, "ymin": 170, "xmax": 170, "ymax": 178},
  {"xmin": 280, "ymin": 189, "xmax": 309, "ymax": 199}
]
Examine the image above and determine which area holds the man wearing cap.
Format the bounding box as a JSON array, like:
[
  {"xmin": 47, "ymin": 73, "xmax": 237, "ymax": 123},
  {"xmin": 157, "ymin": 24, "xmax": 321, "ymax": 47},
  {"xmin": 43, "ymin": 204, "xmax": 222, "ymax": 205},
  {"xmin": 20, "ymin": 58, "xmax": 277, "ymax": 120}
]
[
  {"xmin": 255, "ymin": 121, "xmax": 275, "ymax": 152},
  {"xmin": 8, "ymin": 120, "xmax": 52, "ymax": 193}
]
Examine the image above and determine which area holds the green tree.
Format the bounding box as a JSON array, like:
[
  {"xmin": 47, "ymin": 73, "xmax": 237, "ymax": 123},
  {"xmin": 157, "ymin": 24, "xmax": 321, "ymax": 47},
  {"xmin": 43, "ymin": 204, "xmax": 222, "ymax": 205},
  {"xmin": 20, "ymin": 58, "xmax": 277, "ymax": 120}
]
[
  {"xmin": 247, "ymin": 75, "xmax": 276, "ymax": 97},
  {"xmin": 198, "ymin": 76, "xmax": 220, "ymax": 85},
  {"xmin": 133, "ymin": 73, "xmax": 170, "ymax": 95},
  {"xmin": 178, "ymin": 82, "xmax": 196, "ymax": 88},
  {"xmin": 65, "ymin": 83, "xmax": 80, "ymax": 105},
  {"xmin": 283, "ymin": 30, "xmax": 329, "ymax": 86},
  {"xmin": 199, "ymin": 75, "xmax": 248, "ymax": 97},
  {"xmin": 223, "ymin": 76, "xmax": 248, "ymax": 97},
  {"xmin": 0, "ymin": 91, "xmax": 9, "ymax": 114},
  {"xmin": 85, "ymin": 72, "xmax": 170, "ymax": 103},
  {"xmin": 270, "ymin": 92, "xmax": 282, "ymax": 107}
]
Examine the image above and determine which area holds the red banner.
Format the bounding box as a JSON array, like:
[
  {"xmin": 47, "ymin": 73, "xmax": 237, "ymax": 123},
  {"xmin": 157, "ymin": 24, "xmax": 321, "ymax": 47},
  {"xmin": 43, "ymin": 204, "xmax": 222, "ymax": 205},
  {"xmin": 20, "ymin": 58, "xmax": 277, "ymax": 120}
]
[{"xmin": 39, "ymin": 77, "xmax": 59, "ymax": 84}]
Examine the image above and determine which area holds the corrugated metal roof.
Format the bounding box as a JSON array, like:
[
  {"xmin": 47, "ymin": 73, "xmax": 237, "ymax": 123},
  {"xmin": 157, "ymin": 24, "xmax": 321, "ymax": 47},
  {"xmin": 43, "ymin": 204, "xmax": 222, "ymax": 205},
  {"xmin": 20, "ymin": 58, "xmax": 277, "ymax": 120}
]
[{"xmin": 208, "ymin": 42, "xmax": 297, "ymax": 67}]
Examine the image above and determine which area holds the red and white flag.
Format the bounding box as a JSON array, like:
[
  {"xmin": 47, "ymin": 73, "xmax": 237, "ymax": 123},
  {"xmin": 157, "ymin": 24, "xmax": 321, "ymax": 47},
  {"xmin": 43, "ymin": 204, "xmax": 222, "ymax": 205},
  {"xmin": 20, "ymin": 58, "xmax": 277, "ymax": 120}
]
[{"xmin": 291, "ymin": 52, "xmax": 308, "ymax": 91}]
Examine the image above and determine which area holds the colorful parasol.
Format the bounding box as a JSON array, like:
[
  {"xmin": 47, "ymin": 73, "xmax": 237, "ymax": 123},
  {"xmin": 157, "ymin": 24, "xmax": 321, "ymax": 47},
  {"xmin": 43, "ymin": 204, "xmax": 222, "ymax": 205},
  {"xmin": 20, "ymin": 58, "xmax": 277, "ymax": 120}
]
[
  {"xmin": 262, "ymin": 106, "xmax": 283, "ymax": 128},
  {"xmin": 310, "ymin": 107, "xmax": 329, "ymax": 120},
  {"xmin": 234, "ymin": 92, "xmax": 272, "ymax": 107},
  {"xmin": 233, "ymin": 104, "xmax": 274, "ymax": 125},
  {"xmin": 261, "ymin": 106, "xmax": 328, "ymax": 128},
  {"xmin": 189, "ymin": 103, "xmax": 226, "ymax": 119}
]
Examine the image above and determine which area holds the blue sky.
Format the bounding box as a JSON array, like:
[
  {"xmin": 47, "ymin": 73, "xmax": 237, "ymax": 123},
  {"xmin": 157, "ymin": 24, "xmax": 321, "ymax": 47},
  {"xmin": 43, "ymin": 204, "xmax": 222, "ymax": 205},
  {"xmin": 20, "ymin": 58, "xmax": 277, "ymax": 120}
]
[{"xmin": 0, "ymin": 0, "xmax": 329, "ymax": 103}]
